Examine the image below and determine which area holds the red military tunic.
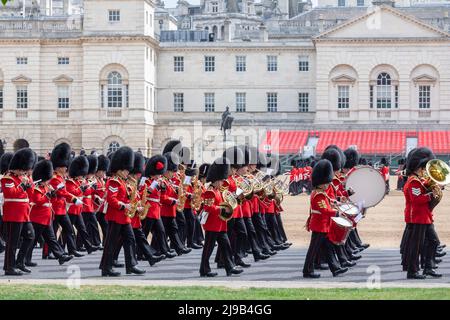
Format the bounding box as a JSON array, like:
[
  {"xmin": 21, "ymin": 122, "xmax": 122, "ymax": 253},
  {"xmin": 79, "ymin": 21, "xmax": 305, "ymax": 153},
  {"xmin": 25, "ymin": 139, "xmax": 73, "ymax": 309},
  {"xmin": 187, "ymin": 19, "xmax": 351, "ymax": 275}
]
[
  {"xmin": 131, "ymin": 186, "xmax": 143, "ymax": 229},
  {"xmin": 66, "ymin": 178, "xmax": 83, "ymax": 216},
  {"xmin": 82, "ymin": 178, "xmax": 96, "ymax": 213},
  {"xmin": 289, "ymin": 168, "xmax": 297, "ymax": 182},
  {"xmin": 160, "ymin": 177, "xmax": 178, "ymax": 218},
  {"xmin": 380, "ymin": 166, "xmax": 390, "ymax": 182},
  {"xmin": 105, "ymin": 176, "xmax": 131, "ymax": 225},
  {"xmin": 304, "ymin": 166, "xmax": 312, "ymax": 182},
  {"xmin": 202, "ymin": 188, "xmax": 227, "ymax": 232},
  {"xmin": 141, "ymin": 177, "xmax": 162, "ymax": 220},
  {"xmin": 30, "ymin": 184, "xmax": 53, "ymax": 226},
  {"xmin": 94, "ymin": 177, "xmax": 107, "ymax": 213},
  {"xmin": 403, "ymin": 175, "xmax": 433, "ymax": 225},
  {"xmin": 49, "ymin": 173, "xmax": 75, "ymax": 216},
  {"xmin": 308, "ymin": 190, "xmax": 336, "ymax": 233},
  {"xmin": 1, "ymin": 173, "xmax": 33, "ymax": 223}
]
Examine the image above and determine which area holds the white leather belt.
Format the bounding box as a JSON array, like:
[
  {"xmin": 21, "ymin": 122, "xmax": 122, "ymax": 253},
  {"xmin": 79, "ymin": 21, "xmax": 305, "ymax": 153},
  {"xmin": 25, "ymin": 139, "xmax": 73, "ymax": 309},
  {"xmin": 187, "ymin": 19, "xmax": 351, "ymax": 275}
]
[
  {"xmin": 311, "ymin": 209, "xmax": 322, "ymax": 215},
  {"xmin": 4, "ymin": 198, "xmax": 29, "ymax": 203},
  {"xmin": 148, "ymin": 198, "xmax": 160, "ymax": 203},
  {"xmin": 84, "ymin": 195, "xmax": 92, "ymax": 199},
  {"xmin": 43, "ymin": 203, "xmax": 52, "ymax": 208}
]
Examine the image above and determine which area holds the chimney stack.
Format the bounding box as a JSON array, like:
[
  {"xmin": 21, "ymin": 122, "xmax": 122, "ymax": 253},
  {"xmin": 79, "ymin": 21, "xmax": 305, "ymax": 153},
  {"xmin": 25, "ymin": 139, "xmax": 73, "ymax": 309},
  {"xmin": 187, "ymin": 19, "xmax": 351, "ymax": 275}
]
[{"xmin": 259, "ymin": 23, "xmax": 268, "ymax": 42}]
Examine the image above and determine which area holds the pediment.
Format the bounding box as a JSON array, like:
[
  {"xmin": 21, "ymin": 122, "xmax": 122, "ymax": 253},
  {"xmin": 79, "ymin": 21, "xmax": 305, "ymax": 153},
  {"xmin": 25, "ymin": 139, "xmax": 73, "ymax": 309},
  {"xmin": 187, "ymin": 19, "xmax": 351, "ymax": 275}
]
[
  {"xmin": 314, "ymin": 5, "xmax": 449, "ymax": 41},
  {"xmin": 331, "ymin": 74, "xmax": 357, "ymax": 84},
  {"xmin": 412, "ymin": 74, "xmax": 437, "ymax": 86},
  {"xmin": 53, "ymin": 75, "xmax": 74, "ymax": 83},
  {"xmin": 11, "ymin": 75, "xmax": 32, "ymax": 84}
]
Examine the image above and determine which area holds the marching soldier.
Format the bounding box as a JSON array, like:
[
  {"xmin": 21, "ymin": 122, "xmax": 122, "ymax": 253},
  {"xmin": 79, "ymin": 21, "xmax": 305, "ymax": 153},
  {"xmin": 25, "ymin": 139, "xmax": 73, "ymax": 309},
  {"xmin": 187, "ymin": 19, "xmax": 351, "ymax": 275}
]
[
  {"xmin": 128, "ymin": 152, "xmax": 164, "ymax": 266},
  {"xmin": 403, "ymin": 147, "xmax": 441, "ymax": 279},
  {"xmin": 193, "ymin": 163, "xmax": 210, "ymax": 247},
  {"xmin": 144, "ymin": 155, "xmax": 177, "ymax": 259},
  {"xmin": 94, "ymin": 155, "xmax": 110, "ymax": 246},
  {"xmin": 100, "ymin": 146, "xmax": 145, "ymax": 276},
  {"xmin": 1, "ymin": 148, "xmax": 36, "ymax": 275},
  {"xmin": 66, "ymin": 156, "xmax": 99, "ymax": 254},
  {"xmin": 160, "ymin": 152, "xmax": 191, "ymax": 256},
  {"xmin": 303, "ymin": 159, "xmax": 348, "ymax": 278},
  {"xmin": 0, "ymin": 152, "xmax": 14, "ymax": 254},
  {"xmin": 199, "ymin": 157, "xmax": 243, "ymax": 277},
  {"xmin": 183, "ymin": 165, "xmax": 202, "ymax": 249},
  {"xmin": 49, "ymin": 143, "xmax": 83, "ymax": 258},
  {"xmin": 81, "ymin": 155, "xmax": 102, "ymax": 248},
  {"xmin": 26, "ymin": 160, "xmax": 73, "ymax": 266}
]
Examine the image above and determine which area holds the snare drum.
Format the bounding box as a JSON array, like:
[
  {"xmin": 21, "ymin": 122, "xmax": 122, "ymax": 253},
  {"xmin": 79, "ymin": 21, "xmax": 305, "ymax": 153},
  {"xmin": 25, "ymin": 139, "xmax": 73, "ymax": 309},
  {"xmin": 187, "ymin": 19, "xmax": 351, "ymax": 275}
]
[
  {"xmin": 328, "ymin": 217, "xmax": 353, "ymax": 245},
  {"xmin": 338, "ymin": 202, "xmax": 360, "ymax": 227}
]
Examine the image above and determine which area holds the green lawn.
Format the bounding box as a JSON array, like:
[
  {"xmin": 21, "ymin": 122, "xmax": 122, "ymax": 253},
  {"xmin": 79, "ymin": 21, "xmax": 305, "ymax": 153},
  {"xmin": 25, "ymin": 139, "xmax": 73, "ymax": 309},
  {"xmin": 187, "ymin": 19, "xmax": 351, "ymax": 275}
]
[{"xmin": 0, "ymin": 285, "xmax": 450, "ymax": 300}]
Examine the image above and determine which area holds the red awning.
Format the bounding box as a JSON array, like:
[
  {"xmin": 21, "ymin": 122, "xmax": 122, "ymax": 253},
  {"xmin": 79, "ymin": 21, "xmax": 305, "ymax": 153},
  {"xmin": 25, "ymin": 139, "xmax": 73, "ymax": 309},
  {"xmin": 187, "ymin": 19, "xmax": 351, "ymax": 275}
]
[
  {"xmin": 418, "ymin": 131, "xmax": 450, "ymax": 154},
  {"xmin": 259, "ymin": 130, "xmax": 308, "ymax": 154},
  {"xmin": 315, "ymin": 131, "xmax": 407, "ymax": 154}
]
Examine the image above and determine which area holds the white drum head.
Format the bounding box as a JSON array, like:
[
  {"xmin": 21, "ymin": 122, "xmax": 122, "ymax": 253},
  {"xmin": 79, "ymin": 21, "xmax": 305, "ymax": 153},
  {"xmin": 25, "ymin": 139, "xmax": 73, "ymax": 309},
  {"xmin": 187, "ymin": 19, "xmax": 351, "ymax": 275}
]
[
  {"xmin": 338, "ymin": 203, "xmax": 359, "ymax": 216},
  {"xmin": 345, "ymin": 166, "xmax": 386, "ymax": 208},
  {"xmin": 332, "ymin": 217, "xmax": 353, "ymax": 228}
]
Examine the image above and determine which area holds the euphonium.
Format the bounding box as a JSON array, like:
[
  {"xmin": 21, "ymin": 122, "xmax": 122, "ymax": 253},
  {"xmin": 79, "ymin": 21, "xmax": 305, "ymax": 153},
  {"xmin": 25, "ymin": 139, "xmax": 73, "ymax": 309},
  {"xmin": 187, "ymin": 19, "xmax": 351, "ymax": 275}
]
[
  {"xmin": 219, "ymin": 190, "xmax": 237, "ymax": 221},
  {"xmin": 424, "ymin": 159, "xmax": 450, "ymax": 209},
  {"xmin": 126, "ymin": 176, "xmax": 139, "ymax": 219}
]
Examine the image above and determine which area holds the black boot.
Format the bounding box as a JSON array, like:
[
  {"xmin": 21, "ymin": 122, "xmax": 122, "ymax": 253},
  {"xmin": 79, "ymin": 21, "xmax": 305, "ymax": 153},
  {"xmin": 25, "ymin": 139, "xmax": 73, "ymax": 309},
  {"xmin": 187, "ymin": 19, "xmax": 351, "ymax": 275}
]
[
  {"xmin": 5, "ymin": 268, "xmax": 24, "ymax": 276},
  {"xmin": 200, "ymin": 272, "xmax": 218, "ymax": 277},
  {"xmin": 16, "ymin": 263, "xmax": 32, "ymax": 273},
  {"xmin": 126, "ymin": 266, "xmax": 146, "ymax": 275},
  {"xmin": 303, "ymin": 273, "xmax": 321, "ymax": 279},
  {"xmin": 102, "ymin": 268, "xmax": 121, "ymax": 277},
  {"xmin": 226, "ymin": 267, "xmax": 244, "ymax": 276},
  {"xmin": 59, "ymin": 255, "xmax": 74, "ymax": 265},
  {"xmin": 407, "ymin": 272, "xmax": 426, "ymax": 280}
]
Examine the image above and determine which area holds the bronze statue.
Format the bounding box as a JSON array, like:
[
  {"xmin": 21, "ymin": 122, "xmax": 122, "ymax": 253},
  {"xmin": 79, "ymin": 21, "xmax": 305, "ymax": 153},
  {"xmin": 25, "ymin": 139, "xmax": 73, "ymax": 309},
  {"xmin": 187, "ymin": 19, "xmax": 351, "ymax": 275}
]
[{"xmin": 220, "ymin": 106, "xmax": 234, "ymax": 141}]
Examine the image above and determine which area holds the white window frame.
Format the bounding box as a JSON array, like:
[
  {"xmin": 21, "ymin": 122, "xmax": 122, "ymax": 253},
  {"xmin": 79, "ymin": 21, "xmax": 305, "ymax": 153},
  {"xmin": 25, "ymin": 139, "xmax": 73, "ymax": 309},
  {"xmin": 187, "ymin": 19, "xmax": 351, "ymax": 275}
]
[
  {"xmin": 58, "ymin": 57, "xmax": 70, "ymax": 65},
  {"xmin": 338, "ymin": 0, "xmax": 346, "ymax": 6},
  {"xmin": 204, "ymin": 56, "xmax": 215, "ymax": 72},
  {"xmin": 299, "ymin": 92, "xmax": 309, "ymax": 112},
  {"xmin": 108, "ymin": 10, "xmax": 120, "ymax": 22},
  {"xmin": 174, "ymin": 92, "xmax": 184, "ymax": 112},
  {"xmin": 267, "ymin": 55, "xmax": 277, "ymax": 72},
  {"xmin": 418, "ymin": 85, "xmax": 431, "ymax": 109},
  {"xmin": 211, "ymin": 2, "xmax": 218, "ymax": 13},
  {"xmin": 204, "ymin": 93, "xmax": 215, "ymax": 112},
  {"xmin": 267, "ymin": 92, "xmax": 277, "ymax": 112},
  {"xmin": 16, "ymin": 85, "xmax": 28, "ymax": 109},
  {"xmin": 16, "ymin": 57, "xmax": 28, "ymax": 65},
  {"xmin": 108, "ymin": 141, "xmax": 121, "ymax": 154},
  {"xmin": 174, "ymin": 56, "xmax": 184, "ymax": 72},
  {"xmin": 298, "ymin": 56, "xmax": 309, "ymax": 72},
  {"xmin": 57, "ymin": 86, "xmax": 70, "ymax": 109},
  {"xmin": 236, "ymin": 56, "xmax": 246, "ymax": 72},
  {"xmin": 376, "ymin": 73, "xmax": 392, "ymax": 109},
  {"xmin": 337, "ymin": 86, "xmax": 350, "ymax": 109},
  {"xmin": 236, "ymin": 92, "xmax": 246, "ymax": 112}
]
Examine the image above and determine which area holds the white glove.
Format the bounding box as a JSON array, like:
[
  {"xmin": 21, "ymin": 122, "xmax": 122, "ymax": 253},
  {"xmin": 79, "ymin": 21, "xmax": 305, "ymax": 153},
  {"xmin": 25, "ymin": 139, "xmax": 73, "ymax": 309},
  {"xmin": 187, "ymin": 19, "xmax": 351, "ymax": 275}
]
[
  {"xmin": 75, "ymin": 198, "xmax": 83, "ymax": 206},
  {"xmin": 139, "ymin": 177, "xmax": 147, "ymax": 187},
  {"xmin": 124, "ymin": 203, "xmax": 132, "ymax": 211},
  {"xmin": 150, "ymin": 180, "xmax": 159, "ymax": 190},
  {"xmin": 57, "ymin": 182, "xmax": 65, "ymax": 190}
]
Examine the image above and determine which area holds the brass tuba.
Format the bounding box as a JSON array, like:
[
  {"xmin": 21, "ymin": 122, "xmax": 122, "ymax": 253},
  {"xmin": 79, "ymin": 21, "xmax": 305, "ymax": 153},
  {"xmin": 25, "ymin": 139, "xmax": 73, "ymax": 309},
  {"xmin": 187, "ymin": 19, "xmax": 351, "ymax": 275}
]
[{"xmin": 424, "ymin": 159, "xmax": 450, "ymax": 209}]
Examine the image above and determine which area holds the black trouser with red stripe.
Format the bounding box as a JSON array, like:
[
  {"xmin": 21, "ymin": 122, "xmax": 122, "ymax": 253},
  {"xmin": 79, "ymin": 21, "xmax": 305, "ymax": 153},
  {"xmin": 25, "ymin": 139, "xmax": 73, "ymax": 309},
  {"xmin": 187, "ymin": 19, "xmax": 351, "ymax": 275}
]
[
  {"xmin": 264, "ymin": 214, "xmax": 283, "ymax": 245},
  {"xmin": 96, "ymin": 212, "xmax": 108, "ymax": 246},
  {"xmin": 26, "ymin": 222, "xmax": 65, "ymax": 263},
  {"xmin": 243, "ymin": 217, "xmax": 262, "ymax": 258},
  {"xmin": 147, "ymin": 218, "xmax": 171, "ymax": 255},
  {"xmin": 3, "ymin": 221, "xmax": 35, "ymax": 271},
  {"xmin": 53, "ymin": 214, "xmax": 78, "ymax": 255},
  {"xmin": 161, "ymin": 216, "xmax": 185, "ymax": 254},
  {"xmin": 176, "ymin": 210, "xmax": 186, "ymax": 246},
  {"xmin": 200, "ymin": 231, "xmax": 234, "ymax": 276},
  {"xmin": 69, "ymin": 214, "xmax": 94, "ymax": 251},
  {"xmin": 252, "ymin": 213, "xmax": 272, "ymax": 253},
  {"xmin": 100, "ymin": 221, "xmax": 138, "ymax": 271},
  {"xmin": 133, "ymin": 227, "xmax": 158, "ymax": 261},
  {"xmin": 406, "ymin": 223, "xmax": 439, "ymax": 274},
  {"xmin": 184, "ymin": 208, "xmax": 196, "ymax": 248},
  {"xmin": 193, "ymin": 214, "xmax": 204, "ymax": 245},
  {"xmin": 303, "ymin": 231, "xmax": 340, "ymax": 275},
  {"xmin": 275, "ymin": 214, "xmax": 288, "ymax": 243},
  {"xmin": 82, "ymin": 212, "xmax": 101, "ymax": 247}
]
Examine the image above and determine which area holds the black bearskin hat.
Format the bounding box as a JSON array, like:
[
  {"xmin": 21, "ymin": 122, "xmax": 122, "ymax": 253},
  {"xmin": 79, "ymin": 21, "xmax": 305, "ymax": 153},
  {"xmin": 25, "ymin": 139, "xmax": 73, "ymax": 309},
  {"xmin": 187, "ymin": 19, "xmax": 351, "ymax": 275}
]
[
  {"xmin": 87, "ymin": 155, "xmax": 98, "ymax": 175},
  {"xmin": 185, "ymin": 167, "xmax": 198, "ymax": 177},
  {"xmin": 198, "ymin": 163, "xmax": 210, "ymax": 179},
  {"xmin": 312, "ymin": 159, "xmax": 334, "ymax": 188},
  {"xmin": 69, "ymin": 156, "xmax": 89, "ymax": 178},
  {"xmin": 325, "ymin": 144, "xmax": 346, "ymax": 169},
  {"xmin": 51, "ymin": 143, "xmax": 71, "ymax": 169},
  {"xmin": 97, "ymin": 155, "xmax": 110, "ymax": 172},
  {"xmin": 145, "ymin": 154, "xmax": 167, "ymax": 177},
  {"xmin": 380, "ymin": 157, "xmax": 388, "ymax": 166},
  {"xmin": 110, "ymin": 147, "xmax": 135, "ymax": 174},
  {"xmin": 405, "ymin": 147, "xmax": 435, "ymax": 176},
  {"xmin": 32, "ymin": 160, "xmax": 53, "ymax": 182},
  {"xmin": 321, "ymin": 148, "xmax": 341, "ymax": 171},
  {"xmin": 164, "ymin": 152, "xmax": 180, "ymax": 172},
  {"xmin": 206, "ymin": 158, "xmax": 230, "ymax": 183},
  {"xmin": 131, "ymin": 152, "xmax": 145, "ymax": 175},
  {"xmin": 162, "ymin": 140, "xmax": 182, "ymax": 155},
  {"xmin": 9, "ymin": 148, "xmax": 36, "ymax": 171},
  {"xmin": 0, "ymin": 152, "xmax": 13, "ymax": 174},
  {"xmin": 343, "ymin": 148, "xmax": 360, "ymax": 170},
  {"xmin": 223, "ymin": 146, "xmax": 245, "ymax": 169}
]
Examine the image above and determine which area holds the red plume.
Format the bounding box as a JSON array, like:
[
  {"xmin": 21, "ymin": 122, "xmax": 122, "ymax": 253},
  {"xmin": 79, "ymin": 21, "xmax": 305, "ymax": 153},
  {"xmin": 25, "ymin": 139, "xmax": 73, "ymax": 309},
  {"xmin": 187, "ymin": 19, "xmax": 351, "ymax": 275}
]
[{"xmin": 156, "ymin": 161, "xmax": 164, "ymax": 170}]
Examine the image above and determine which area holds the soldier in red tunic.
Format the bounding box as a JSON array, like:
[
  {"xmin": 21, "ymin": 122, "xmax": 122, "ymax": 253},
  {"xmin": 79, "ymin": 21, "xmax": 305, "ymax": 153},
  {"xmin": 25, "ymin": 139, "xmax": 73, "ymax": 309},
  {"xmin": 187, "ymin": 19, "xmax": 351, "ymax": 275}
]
[
  {"xmin": 199, "ymin": 157, "xmax": 243, "ymax": 277},
  {"xmin": 303, "ymin": 159, "xmax": 348, "ymax": 278},
  {"xmin": 66, "ymin": 156, "xmax": 99, "ymax": 254},
  {"xmin": 49, "ymin": 143, "xmax": 83, "ymax": 258},
  {"xmin": 1, "ymin": 148, "xmax": 36, "ymax": 275},
  {"xmin": 0, "ymin": 152, "xmax": 14, "ymax": 254},
  {"xmin": 403, "ymin": 147, "xmax": 442, "ymax": 279},
  {"xmin": 193, "ymin": 163, "xmax": 210, "ymax": 247},
  {"xmin": 94, "ymin": 155, "xmax": 110, "ymax": 246},
  {"xmin": 100, "ymin": 146, "xmax": 146, "ymax": 277},
  {"xmin": 183, "ymin": 165, "xmax": 202, "ymax": 249},
  {"xmin": 144, "ymin": 155, "xmax": 177, "ymax": 259},
  {"xmin": 26, "ymin": 160, "xmax": 73, "ymax": 266}
]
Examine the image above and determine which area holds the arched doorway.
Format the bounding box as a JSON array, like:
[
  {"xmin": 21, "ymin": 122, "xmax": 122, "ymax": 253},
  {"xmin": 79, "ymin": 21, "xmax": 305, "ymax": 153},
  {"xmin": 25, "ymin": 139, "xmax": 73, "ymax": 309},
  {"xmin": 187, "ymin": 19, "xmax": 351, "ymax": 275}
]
[{"xmin": 13, "ymin": 139, "xmax": 29, "ymax": 152}]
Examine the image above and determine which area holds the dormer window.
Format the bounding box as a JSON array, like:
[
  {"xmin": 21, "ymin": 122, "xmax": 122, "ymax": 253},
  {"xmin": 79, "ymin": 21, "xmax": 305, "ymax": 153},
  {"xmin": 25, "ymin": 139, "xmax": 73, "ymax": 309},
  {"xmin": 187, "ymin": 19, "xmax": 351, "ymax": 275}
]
[
  {"xmin": 109, "ymin": 10, "xmax": 120, "ymax": 22},
  {"xmin": 211, "ymin": 2, "xmax": 218, "ymax": 13}
]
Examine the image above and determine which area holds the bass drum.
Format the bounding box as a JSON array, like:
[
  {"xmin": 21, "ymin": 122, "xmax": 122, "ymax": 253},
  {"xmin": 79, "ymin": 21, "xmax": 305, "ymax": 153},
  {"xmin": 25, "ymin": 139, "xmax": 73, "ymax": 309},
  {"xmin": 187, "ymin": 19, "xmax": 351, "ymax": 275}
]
[{"xmin": 345, "ymin": 166, "xmax": 386, "ymax": 208}]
